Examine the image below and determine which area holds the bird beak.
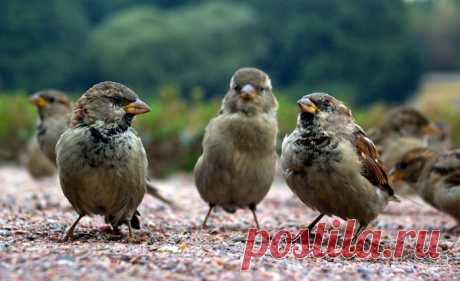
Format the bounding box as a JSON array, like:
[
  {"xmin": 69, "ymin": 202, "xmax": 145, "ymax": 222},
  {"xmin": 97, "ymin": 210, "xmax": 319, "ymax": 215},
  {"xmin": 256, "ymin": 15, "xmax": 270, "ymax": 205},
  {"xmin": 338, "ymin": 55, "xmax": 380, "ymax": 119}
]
[
  {"xmin": 389, "ymin": 168, "xmax": 405, "ymax": 183},
  {"xmin": 123, "ymin": 99, "xmax": 151, "ymax": 115},
  {"xmin": 422, "ymin": 124, "xmax": 441, "ymax": 135},
  {"xmin": 29, "ymin": 94, "xmax": 48, "ymax": 108},
  {"xmin": 297, "ymin": 98, "xmax": 319, "ymax": 114},
  {"xmin": 240, "ymin": 84, "xmax": 257, "ymax": 100}
]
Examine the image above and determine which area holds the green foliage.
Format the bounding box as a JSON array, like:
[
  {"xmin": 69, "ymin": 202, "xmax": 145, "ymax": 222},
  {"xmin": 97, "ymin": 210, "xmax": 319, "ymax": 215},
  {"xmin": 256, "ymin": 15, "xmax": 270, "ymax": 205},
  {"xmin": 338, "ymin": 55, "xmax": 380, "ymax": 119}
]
[
  {"xmin": 90, "ymin": 2, "xmax": 260, "ymax": 94},
  {"xmin": 0, "ymin": 93, "xmax": 36, "ymax": 160},
  {"xmin": 0, "ymin": 0, "xmax": 90, "ymax": 90}
]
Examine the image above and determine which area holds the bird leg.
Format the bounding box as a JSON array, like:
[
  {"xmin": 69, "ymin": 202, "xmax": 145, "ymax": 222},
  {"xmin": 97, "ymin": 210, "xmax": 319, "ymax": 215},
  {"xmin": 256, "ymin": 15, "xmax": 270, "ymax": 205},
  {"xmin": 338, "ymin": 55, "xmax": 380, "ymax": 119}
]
[
  {"xmin": 308, "ymin": 213, "xmax": 325, "ymax": 232},
  {"xmin": 292, "ymin": 213, "xmax": 324, "ymax": 244},
  {"xmin": 352, "ymin": 223, "xmax": 367, "ymax": 244},
  {"xmin": 201, "ymin": 203, "xmax": 215, "ymax": 228},
  {"xmin": 249, "ymin": 203, "xmax": 260, "ymax": 229},
  {"xmin": 127, "ymin": 220, "xmax": 133, "ymax": 239},
  {"xmin": 62, "ymin": 214, "xmax": 84, "ymax": 242}
]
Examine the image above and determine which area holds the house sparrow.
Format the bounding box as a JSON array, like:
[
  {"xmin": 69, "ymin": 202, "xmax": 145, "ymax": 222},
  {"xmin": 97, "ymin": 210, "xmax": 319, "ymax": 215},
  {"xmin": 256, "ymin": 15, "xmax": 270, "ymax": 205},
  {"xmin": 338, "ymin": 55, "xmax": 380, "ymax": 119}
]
[
  {"xmin": 194, "ymin": 67, "xmax": 278, "ymax": 228},
  {"xmin": 368, "ymin": 107, "xmax": 452, "ymax": 195},
  {"xmin": 20, "ymin": 136, "xmax": 56, "ymax": 178},
  {"xmin": 29, "ymin": 90, "xmax": 72, "ymax": 165},
  {"xmin": 56, "ymin": 81, "xmax": 152, "ymax": 240},
  {"xmin": 391, "ymin": 147, "xmax": 460, "ymax": 229},
  {"xmin": 281, "ymin": 93, "xmax": 397, "ymax": 237},
  {"xmin": 29, "ymin": 89, "xmax": 172, "ymax": 205},
  {"xmin": 368, "ymin": 107, "xmax": 448, "ymax": 165}
]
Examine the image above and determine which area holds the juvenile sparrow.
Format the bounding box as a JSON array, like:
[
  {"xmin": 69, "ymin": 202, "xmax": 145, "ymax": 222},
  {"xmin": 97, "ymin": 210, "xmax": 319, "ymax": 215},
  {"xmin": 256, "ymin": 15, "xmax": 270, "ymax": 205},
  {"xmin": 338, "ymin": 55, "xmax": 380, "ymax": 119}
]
[
  {"xmin": 391, "ymin": 147, "xmax": 460, "ymax": 229},
  {"xmin": 194, "ymin": 67, "xmax": 278, "ymax": 228},
  {"xmin": 29, "ymin": 89, "xmax": 172, "ymax": 205},
  {"xmin": 281, "ymin": 93, "xmax": 396, "ymax": 237},
  {"xmin": 56, "ymin": 81, "xmax": 151, "ymax": 240},
  {"xmin": 29, "ymin": 90, "xmax": 72, "ymax": 164},
  {"xmin": 368, "ymin": 107, "xmax": 448, "ymax": 165}
]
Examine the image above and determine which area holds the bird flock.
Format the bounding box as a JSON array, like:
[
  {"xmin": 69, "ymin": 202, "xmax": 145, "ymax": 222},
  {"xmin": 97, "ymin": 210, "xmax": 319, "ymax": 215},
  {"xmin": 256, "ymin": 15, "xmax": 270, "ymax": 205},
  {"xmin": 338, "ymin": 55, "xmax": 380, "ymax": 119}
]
[{"xmin": 24, "ymin": 67, "xmax": 459, "ymax": 242}]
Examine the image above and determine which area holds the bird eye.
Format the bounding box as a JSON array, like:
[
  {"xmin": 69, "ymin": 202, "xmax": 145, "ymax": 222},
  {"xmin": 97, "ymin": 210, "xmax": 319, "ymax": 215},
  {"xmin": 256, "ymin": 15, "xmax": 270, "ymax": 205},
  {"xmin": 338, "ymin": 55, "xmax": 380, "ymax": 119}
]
[
  {"xmin": 397, "ymin": 162, "xmax": 408, "ymax": 170},
  {"xmin": 234, "ymin": 85, "xmax": 241, "ymax": 91},
  {"xmin": 47, "ymin": 96, "xmax": 55, "ymax": 103},
  {"xmin": 109, "ymin": 96, "xmax": 124, "ymax": 106}
]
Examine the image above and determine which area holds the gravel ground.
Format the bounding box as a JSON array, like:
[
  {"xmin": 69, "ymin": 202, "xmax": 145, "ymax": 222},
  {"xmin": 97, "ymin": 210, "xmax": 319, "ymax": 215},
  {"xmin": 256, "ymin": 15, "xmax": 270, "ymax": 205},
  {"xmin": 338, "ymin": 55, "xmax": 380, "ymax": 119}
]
[{"xmin": 0, "ymin": 165, "xmax": 459, "ymax": 281}]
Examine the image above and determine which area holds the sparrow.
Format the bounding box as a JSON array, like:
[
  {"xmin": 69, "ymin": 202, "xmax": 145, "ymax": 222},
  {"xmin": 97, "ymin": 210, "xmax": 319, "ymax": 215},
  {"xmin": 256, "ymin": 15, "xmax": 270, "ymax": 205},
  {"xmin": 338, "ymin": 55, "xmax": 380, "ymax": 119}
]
[
  {"xmin": 391, "ymin": 147, "xmax": 460, "ymax": 229},
  {"xmin": 368, "ymin": 107, "xmax": 451, "ymax": 194},
  {"xmin": 29, "ymin": 89, "xmax": 172, "ymax": 205},
  {"xmin": 281, "ymin": 93, "xmax": 397, "ymax": 238},
  {"xmin": 194, "ymin": 67, "xmax": 278, "ymax": 228},
  {"xmin": 56, "ymin": 81, "xmax": 151, "ymax": 240},
  {"xmin": 29, "ymin": 90, "xmax": 72, "ymax": 165},
  {"xmin": 368, "ymin": 107, "xmax": 448, "ymax": 166}
]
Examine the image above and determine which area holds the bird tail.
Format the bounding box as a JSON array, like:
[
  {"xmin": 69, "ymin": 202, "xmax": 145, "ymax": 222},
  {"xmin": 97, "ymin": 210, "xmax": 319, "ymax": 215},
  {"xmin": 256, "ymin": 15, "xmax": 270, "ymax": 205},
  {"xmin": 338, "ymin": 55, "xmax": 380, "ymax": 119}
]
[
  {"xmin": 223, "ymin": 206, "xmax": 236, "ymax": 213},
  {"xmin": 145, "ymin": 180, "xmax": 175, "ymax": 206},
  {"xmin": 131, "ymin": 210, "xmax": 141, "ymax": 230}
]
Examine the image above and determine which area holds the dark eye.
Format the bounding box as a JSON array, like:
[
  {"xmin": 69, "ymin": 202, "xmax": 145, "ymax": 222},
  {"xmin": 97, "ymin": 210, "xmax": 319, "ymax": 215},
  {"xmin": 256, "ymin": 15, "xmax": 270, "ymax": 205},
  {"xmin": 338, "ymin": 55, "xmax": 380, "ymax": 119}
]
[
  {"xmin": 234, "ymin": 85, "xmax": 241, "ymax": 91},
  {"xmin": 46, "ymin": 96, "xmax": 55, "ymax": 103},
  {"xmin": 397, "ymin": 162, "xmax": 408, "ymax": 170},
  {"xmin": 110, "ymin": 96, "xmax": 124, "ymax": 105}
]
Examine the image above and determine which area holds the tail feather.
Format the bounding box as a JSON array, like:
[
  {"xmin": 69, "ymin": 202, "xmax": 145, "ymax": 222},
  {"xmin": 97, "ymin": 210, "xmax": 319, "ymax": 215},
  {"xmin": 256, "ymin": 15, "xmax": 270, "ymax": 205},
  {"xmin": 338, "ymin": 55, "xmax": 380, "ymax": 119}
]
[
  {"xmin": 145, "ymin": 180, "xmax": 175, "ymax": 206},
  {"xmin": 131, "ymin": 211, "xmax": 141, "ymax": 229}
]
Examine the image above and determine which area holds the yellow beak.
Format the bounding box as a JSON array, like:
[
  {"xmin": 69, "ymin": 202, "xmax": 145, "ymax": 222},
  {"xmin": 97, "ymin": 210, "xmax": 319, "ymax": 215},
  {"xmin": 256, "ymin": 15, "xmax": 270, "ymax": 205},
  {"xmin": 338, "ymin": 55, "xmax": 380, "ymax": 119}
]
[
  {"xmin": 123, "ymin": 99, "xmax": 151, "ymax": 115},
  {"xmin": 29, "ymin": 95, "xmax": 48, "ymax": 108},
  {"xmin": 297, "ymin": 98, "xmax": 319, "ymax": 114}
]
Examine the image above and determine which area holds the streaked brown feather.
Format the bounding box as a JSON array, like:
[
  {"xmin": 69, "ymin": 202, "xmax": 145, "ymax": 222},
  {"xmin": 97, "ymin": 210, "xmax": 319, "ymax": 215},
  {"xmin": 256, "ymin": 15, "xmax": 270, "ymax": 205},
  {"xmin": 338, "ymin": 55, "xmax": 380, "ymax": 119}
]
[{"xmin": 353, "ymin": 129, "xmax": 394, "ymax": 196}]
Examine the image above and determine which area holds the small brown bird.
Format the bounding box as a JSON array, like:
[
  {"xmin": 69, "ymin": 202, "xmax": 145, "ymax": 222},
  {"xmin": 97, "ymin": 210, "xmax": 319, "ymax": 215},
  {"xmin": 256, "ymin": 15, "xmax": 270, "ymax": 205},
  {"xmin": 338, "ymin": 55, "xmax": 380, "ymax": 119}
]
[
  {"xmin": 194, "ymin": 67, "xmax": 278, "ymax": 228},
  {"xmin": 29, "ymin": 90, "xmax": 72, "ymax": 164},
  {"xmin": 29, "ymin": 88, "xmax": 171, "ymax": 205},
  {"xmin": 391, "ymin": 147, "xmax": 460, "ymax": 230},
  {"xmin": 56, "ymin": 81, "xmax": 152, "ymax": 240},
  {"xmin": 281, "ymin": 93, "xmax": 397, "ymax": 237},
  {"xmin": 368, "ymin": 107, "xmax": 449, "ymax": 168}
]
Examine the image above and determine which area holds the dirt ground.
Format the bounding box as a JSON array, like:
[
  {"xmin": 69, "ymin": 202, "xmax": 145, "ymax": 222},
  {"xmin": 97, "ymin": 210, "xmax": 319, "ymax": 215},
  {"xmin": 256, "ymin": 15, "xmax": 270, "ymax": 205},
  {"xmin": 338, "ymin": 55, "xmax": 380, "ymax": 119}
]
[{"xmin": 0, "ymin": 166, "xmax": 459, "ymax": 281}]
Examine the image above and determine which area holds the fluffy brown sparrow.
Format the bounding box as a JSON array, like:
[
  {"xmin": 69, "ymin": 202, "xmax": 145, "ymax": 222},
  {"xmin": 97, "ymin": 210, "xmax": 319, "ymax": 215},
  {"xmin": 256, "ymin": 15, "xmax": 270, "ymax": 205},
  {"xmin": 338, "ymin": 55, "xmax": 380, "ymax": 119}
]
[
  {"xmin": 29, "ymin": 89, "xmax": 172, "ymax": 205},
  {"xmin": 368, "ymin": 107, "xmax": 448, "ymax": 166},
  {"xmin": 56, "ymin": 81, "xmax": 152, "ymax": 240},
  {"xmin": 368, "ymin": 107, "xmax": 451, "ymax": 194},
  {"xmin": 29, "ymin": 90, "xmax": 72, "ymax": 165},
  {"xmin": 194, "ymin": 67, "xmax": 278, "ymax": 228},
  {"xmin": 391, "ymin": 147, "xmax": 460, "ymax": 229},
  {"xmin": 281, "ymin": 93, "xmax": 397, "ymax": 237}
]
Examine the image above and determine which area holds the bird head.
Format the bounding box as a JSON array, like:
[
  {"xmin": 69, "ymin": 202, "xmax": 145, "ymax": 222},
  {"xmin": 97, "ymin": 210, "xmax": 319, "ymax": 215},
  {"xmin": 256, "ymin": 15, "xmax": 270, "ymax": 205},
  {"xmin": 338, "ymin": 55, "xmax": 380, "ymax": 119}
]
[
  {"xmin": 29, "ymin": 90, "xmax": 72, "ymax": 120},
  {"xmin": 223, "ymin": 67, "xmax": 278, "ymax": 115},
  {"xmin": 389, "ymin": 147, "xmax": 435, "ymax": 184},
  {"xmin": 384, "ymin": 107, "xmax": 441, "ymax": 138},
  {"xmin": 71, "ymin": 81, "xmax": 150, "ymax": 128},
  {"xmin": 296, "ymin": 93, "xmax": 352, "ymax": 127}
]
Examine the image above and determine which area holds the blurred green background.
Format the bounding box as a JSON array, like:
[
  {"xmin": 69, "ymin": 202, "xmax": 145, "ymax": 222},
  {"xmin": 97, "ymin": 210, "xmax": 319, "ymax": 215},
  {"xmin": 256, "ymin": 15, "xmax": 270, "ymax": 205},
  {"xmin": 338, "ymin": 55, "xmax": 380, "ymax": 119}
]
[{"xmin": 0, "ymin": 0, "xmax": 459, "ymax": 176}]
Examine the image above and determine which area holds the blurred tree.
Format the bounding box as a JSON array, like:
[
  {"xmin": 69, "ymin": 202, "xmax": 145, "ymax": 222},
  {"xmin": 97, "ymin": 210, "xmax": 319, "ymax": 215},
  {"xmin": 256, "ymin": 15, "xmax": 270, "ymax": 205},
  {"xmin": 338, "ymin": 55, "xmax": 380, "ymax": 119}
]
[
  {"xmin": 90, "ymin": 2, "xmax": 264, "ymax": 96},
  {"xmin": 239, "ymin": 0, "xmax": 422, "ymax": 104},
  {"xmin": 0, "ymin": 0, "xmax": 90, "ymax": 91},
  {"xmin": 408, "ymin": 0, "xmax": 460, "ymax": 71}
]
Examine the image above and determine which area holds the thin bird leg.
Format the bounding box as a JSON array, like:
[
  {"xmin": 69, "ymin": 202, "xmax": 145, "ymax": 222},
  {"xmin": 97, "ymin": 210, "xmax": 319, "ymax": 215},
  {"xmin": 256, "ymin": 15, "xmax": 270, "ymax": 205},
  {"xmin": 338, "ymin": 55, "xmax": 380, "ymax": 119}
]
[
  {"xmin": 127, "ymin": 220, "xmax": 133, "ymax": 239},
  {"xmin": 352, "ymin": 223, "xmax": 367, "ymax": 244},
  {"xmin": 308, "ymin": 213, "xmax": 325, "ymax": 232},
  {"xmin": 201, "ymin": 203, "xmax": 215, "ymax": 228},
  {"xmin": 62, "ymin": 214, "xmax": 84, "ymax": 242},
  {"xmin": 249, "ymin": 203, "xmax": 260, "ymax": 229},
  {"xmin": 292, "ymin": 213, "xmax": 324, "ymax": 243}
]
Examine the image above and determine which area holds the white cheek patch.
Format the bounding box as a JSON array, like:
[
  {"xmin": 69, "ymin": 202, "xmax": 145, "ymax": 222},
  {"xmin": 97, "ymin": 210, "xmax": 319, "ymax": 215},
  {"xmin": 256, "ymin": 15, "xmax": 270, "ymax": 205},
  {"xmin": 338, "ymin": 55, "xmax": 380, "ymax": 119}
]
[
  {"xmin": 265, "ymin": 76, "xmax": 272, "ymax": 90},
  {"xmin": 229, "ymin": 76, "xmax": 235, "ymax": 89}
]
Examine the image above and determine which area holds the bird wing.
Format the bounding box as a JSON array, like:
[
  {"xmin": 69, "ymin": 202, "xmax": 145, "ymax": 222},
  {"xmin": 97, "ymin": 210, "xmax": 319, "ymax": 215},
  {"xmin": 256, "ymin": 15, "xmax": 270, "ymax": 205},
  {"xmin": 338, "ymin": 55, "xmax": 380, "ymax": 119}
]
[{"xmin": 352, "ymin": 127, "xmax": 395, "ymax": 196}]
